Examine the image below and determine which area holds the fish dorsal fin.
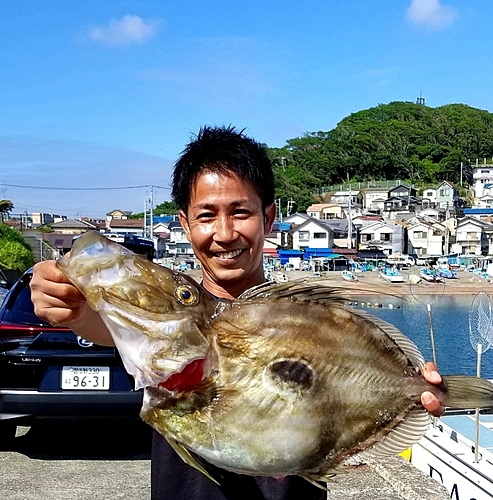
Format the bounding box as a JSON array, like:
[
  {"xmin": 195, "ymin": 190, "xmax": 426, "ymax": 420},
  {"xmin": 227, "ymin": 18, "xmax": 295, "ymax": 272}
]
[
  {"xmin": 355, "ymin": 409, "xmax": 430, "ymax": 460},
  {"xmin": 348, "ymin": 308, "xmax": 425, "ymax": 370},
  {"xmin": 238, "ymin": 281, "xmax": 349, "ymax": 305}
]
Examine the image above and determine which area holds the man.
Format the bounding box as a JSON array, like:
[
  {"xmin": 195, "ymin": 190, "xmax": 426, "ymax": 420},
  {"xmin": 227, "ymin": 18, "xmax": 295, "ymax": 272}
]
[{"xmin": 31, "ymin": 126, "xmax": 444, "ymax": 499}]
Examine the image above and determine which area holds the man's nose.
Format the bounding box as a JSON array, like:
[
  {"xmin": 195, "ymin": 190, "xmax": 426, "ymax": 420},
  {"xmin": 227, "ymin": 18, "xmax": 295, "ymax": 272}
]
[{"xmin": 214, "ymin": 216, "xmax": 236, "ymax": 242}]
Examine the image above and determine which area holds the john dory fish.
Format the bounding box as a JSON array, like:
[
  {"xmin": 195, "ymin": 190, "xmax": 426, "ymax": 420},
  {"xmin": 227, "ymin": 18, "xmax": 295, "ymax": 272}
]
[{"xmin": 58, "ymin": 232, "xmax": 493, "ymax": 485}]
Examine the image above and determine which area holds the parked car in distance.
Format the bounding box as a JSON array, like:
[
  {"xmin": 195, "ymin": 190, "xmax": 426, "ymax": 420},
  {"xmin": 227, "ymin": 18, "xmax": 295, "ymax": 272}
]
[{"xmin": 0, "ymin": 269, "xmax": 143, "ymax": 440}]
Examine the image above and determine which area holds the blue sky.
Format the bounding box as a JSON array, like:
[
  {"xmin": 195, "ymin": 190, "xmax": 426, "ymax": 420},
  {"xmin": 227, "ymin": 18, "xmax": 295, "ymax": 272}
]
[{"xmin": 2, "ymin": 0, "xmax": 492, "ymax": 219}]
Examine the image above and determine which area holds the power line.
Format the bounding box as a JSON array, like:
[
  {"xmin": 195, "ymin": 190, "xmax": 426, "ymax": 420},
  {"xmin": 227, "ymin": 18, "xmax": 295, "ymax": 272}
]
[{"xmin": 3, "ymin": 183, "xmax": 170, "ymax": 191}]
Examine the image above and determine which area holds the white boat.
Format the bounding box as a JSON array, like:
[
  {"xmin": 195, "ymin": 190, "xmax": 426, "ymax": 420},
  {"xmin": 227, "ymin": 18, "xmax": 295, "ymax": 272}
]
[
  {"xmin": 341, "ymin": 270, "xmax": 358, "ymax": 282},
  {"xmin": 379, "ymin": 267, "xmax": 404, "ymax": 283},
  {"xmin": 275, "ymin": 272, "xmax": 289, "ymax": 283},
  {"xmin": 420, "ymin": 268, "xmax": 444, "ymax": 283},
  {"xmin": 411, "ymin": 411, "xmax": 493, "ymax": 498}
]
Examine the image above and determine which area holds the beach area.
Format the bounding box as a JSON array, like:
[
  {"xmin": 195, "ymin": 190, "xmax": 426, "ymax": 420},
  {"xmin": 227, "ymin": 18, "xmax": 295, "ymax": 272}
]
[{"xmin": 186, "ymin": 268, "xmax": 493, "ymax": 297}]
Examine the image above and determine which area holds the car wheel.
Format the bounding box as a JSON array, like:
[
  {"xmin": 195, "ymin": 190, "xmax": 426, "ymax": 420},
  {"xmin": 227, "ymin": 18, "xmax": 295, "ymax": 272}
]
[{"xmin": 0, "ymin": 420, "xmax": 17, "ymax": 447}]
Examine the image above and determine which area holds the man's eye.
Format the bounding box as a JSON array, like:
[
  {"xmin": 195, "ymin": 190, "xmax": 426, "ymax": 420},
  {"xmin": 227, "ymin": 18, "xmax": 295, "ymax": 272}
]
[
  {"xmin": 196, "ymin": 212, "xmax": 215, "ymax": 220},
  {"xmin": 234, "ymin": 209, "xmax": 250, "ymax": 217}
]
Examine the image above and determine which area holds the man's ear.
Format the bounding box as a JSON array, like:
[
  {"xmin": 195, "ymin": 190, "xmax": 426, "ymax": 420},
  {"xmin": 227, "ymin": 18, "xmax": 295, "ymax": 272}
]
[
  {"xmin": 179, "ymin": 210, "xmax": 192, "ymax": 242},
  {"xmin": 263, "ymin": 203, "xmax": 276, "ymax": 235}
]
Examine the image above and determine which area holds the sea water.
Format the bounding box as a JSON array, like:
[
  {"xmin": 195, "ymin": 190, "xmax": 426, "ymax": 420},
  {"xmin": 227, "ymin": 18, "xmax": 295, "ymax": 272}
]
[{"xmin": 351, "ymin": 293, "xmax": 493, "ymax": 379}]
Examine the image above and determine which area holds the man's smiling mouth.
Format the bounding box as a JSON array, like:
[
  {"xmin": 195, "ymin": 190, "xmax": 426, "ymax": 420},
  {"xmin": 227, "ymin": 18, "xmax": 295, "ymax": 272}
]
[{"xmin": 213, "ymin": 249, "xmax": 244, "ymax": 259}]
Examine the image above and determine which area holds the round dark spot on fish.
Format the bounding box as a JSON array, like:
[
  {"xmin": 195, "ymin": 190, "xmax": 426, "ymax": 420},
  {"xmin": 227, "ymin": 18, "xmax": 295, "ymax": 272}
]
[{"xmin": 270, "ymin": 360, "xmax": 313, "ymax": 389}]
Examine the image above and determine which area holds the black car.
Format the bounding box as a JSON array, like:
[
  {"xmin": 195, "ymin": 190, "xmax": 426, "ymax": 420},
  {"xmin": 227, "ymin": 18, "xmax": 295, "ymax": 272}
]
[{"xmin": 0, "ymin": 269, "xmax": 143, "ymax": 440}]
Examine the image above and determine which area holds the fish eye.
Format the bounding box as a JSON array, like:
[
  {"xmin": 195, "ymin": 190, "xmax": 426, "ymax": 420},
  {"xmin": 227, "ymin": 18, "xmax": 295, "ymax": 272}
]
[{"xmin": 175, "ymin": 285, "xmax": 198, "ymax": 306}]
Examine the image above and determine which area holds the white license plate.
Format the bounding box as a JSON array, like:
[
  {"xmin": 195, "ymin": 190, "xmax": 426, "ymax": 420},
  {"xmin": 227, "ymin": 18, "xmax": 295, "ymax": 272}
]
[{"xmin": 62, "ymin": 366, "xmax": 110, "ymax": 390}]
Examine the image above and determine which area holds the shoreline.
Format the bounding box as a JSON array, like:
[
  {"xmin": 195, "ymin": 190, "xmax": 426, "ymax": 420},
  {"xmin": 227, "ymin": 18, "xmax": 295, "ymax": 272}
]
[{"xmin": 186, "ymin": 268, "xmax": 492, "ymax": 296}]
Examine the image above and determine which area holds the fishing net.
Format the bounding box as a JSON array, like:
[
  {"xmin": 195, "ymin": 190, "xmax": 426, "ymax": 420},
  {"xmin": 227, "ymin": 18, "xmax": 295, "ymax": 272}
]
[{"xmin": 469, "ymin": 291, "xmax": 493, "ymax": 354}]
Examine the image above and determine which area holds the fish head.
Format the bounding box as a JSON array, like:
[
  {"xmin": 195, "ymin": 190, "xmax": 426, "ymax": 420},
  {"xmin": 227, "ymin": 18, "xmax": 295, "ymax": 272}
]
[{"xmin": 57, "ymin": 231, "xmax": 218, "ymax": 391}]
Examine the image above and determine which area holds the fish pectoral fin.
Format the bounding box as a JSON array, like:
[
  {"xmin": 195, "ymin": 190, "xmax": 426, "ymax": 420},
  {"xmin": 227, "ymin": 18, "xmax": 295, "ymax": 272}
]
[{"xmin": 165, "ymin": 437, "xmax": 220, "ymax": 485}]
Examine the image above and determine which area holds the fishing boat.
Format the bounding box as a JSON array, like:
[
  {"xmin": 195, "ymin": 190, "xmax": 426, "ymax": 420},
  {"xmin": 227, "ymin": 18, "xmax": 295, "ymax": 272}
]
[
  {"xmin": 275, "ymin": 272, "xmax": 289, "ymax": 283},
  {"xmin": 438, "ymin": 268, "xmax": 458, "ymax": 279},
  {"xmin": 341, "ymin": 270, "xmax": 358, "ymax": 282},
  {"xmin": 411, "ymin": 410, "xmax": 493, "ymax": 499},
  {"xmin": 420, "ymin": 268, "xmax": 444, "ymax": 283},
  {"xmin": 379, "ymin": 266, "xmax": 404, "ymax": 283}
]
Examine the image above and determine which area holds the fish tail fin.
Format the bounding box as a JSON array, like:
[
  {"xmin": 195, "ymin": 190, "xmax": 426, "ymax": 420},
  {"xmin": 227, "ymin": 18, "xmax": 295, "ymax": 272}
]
[{"xmin": 441, "ymin": 375, "xmax": 493, "ymax": 409}]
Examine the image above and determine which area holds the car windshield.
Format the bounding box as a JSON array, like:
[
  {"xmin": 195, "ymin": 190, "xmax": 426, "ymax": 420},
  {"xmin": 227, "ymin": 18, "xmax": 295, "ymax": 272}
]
[{"xmin": 3, "ymin": 274, "xmax": 51, "ymax": 327}]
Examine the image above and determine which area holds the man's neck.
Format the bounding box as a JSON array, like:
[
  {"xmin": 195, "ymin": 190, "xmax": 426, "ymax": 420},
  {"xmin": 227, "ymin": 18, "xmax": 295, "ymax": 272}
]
[{"xmin": 201, "ymin": 272, "xmax": 266, "ymax": 300}]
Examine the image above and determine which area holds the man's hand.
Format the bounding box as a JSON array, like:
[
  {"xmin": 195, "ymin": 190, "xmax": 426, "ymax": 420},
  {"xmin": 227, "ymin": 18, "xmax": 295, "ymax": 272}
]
[
  {"xmin": 30, "ymin": 260, "xmax": 114, "ymax": 346},
  {"xmin": 30, "ymin": 260, "xmax": 88, "ymax": 327},
  {"xmin": 421, "ymin": 362, "xmax": 445, "ymax": 417}
]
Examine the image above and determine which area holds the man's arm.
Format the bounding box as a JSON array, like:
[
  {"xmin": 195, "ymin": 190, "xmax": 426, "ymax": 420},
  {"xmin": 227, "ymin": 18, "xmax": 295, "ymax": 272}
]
[{"xmin": 30, "ymin": 260, "xmax": 114, "ymax": 346}]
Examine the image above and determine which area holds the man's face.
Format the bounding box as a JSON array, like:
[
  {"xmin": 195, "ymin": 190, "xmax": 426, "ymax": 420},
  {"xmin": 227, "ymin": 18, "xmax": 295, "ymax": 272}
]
[{"xmin": 179, "ymin": 171, "xmax": 275, "ymax": 293}]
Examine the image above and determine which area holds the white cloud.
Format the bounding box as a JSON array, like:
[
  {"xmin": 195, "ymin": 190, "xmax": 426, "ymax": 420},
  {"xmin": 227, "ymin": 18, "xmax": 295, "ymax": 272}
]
[
  {"xmin": 406, "ymin": 0, "xmax": 458, "ymax": 30},
  {"xmin": 88, "ymin": 15, "xmax": 160, "ymax": 46}
]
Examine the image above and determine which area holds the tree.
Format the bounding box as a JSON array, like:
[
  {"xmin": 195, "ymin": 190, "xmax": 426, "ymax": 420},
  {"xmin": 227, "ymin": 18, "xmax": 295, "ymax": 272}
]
[
  {"xmin": 131, "ymin": 200, "xmax": 180, "ymax": 219},
  {"xmin": 0, "ymin": 224, "xmax": 34, "ymax": 272},
  {"xmin": 0, "ymin": 200, "xmax": 14, "ymax": 223},
  {"xmin": 267, "ymin": 101, "xmax": 493, "ymax": 198}
]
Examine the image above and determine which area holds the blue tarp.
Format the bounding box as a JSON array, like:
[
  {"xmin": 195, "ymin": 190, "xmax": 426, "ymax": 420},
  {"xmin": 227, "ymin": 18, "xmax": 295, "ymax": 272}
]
[
  {"xmin": 277, "ymin": 249, "xmax": 303, "ymax": 265},
  {"xmin": 302, "ymin": 248, "xmax": 336, "ymax": 259}
]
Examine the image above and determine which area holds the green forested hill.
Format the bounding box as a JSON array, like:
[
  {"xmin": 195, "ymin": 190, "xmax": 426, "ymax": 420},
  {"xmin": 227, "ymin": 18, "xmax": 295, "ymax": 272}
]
[{"xmin": 268, "ymin": 101, "xmax": 493, "ymax": 213}]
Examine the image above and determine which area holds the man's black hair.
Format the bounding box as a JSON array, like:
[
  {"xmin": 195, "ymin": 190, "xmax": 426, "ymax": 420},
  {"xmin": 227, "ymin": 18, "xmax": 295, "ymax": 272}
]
[{"xmin": 171, "ymin": 125, "xmax": 275, "ymax": 212}]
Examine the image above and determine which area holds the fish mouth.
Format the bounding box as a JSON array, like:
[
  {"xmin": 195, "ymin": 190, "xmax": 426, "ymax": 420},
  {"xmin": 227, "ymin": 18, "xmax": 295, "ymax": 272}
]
[
  {"xmin": 156, "ymin": 358, "xmax": 206, "ymax": 393},
  {"xmin": 212, "ymin": 248, "xmax": 245, "ymax": 260}
]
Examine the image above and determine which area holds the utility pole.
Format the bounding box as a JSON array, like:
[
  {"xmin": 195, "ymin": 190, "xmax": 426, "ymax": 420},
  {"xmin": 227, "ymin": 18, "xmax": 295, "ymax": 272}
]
[
  {"xmin": 347, "ymin": 184, "xmax": 352, "ymax": 249},
  {"xmin": 144, "ymin": 199, "xmax": 148, "ymax": 237},
  {"xmin": 275, "ymin": 199, "xmax": 282, "ymax": 222},
  {"xmin": 287, "ymin": 198, "xmax": 295, "ymax": 216},
  {"xmin": 149, "ymin": 185, "xmax": 154, "ymax": 239}
]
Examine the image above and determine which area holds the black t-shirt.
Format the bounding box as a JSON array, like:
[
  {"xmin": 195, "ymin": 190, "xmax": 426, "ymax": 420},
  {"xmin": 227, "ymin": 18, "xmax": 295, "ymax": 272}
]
[
  {"xmin": 151, "ymin": 430, "xmax": 327, "ymax": 500},
  {"xmin": 150, "ymin": 286, "xmax": 327, "ymax": 499}
]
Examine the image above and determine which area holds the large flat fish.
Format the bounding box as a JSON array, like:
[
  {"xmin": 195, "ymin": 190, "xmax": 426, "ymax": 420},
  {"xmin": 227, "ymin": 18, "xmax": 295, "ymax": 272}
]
[{"xmin": 58, "ymin": 231, "xmax": 493, "ymax": 486}]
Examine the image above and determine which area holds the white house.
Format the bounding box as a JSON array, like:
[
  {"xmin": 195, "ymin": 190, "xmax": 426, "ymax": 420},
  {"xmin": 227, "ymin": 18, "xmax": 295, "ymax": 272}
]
[
  {"xmin": 283, "ymin": 212, "xmax": 310, "ymax": 226},
  {"xmin": 454, "ymin": 217, "xmax": 489, "ymax": 256},
  {"xmin": 407, "ymin": 221, "xmax": 445, "ymax": 257},
  {"xmin": 329, "ymin": 191, "xmax": 363, "ymax": 211},
  {"xmin": 360, "ymin": 187, "xmax": 389, "ymax": 212},
  {"xmin": 421, "ymin": 188, "xmax": 437, "ymax": 207},
  {"xmin": 472, "ymin": 161, "xmax": 493, "ymax": 201},
  {"xmin": 305, "ymin": 203, "xmax": 343, "ymax": 220},
  {"xmin": 358, "ymin": 221, "xmax": 405, "ymax": 256},
  {"xmin": 166, "ymin": 221, "xmax": 194, "ymax": 256},
  {"xmin": 291, "ymin": 218, "xmax": 335, "ymax": 251}
]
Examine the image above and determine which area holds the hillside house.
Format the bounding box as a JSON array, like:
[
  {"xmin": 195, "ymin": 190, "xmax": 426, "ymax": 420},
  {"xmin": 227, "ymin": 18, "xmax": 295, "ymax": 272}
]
[
  {"xmin": 358, "ymin": 221, "xmax": 405, "ymax": 256},
  {"xmin": 406, "ymin": 221, "xmax": 445, "ymax": 257},
  {"xmin": 360, "ymin": 187, "xmax": 389, "ymax": 213},
  {"xmin": 454, "ymin": 217, "xmax": 490, "ymax": 256},
  {"xmin": 305, "ymin": 203, "xmax": 343, "ymax": 220},
  {"xmin": 472, "ymin": 160, "xmax": 493, "ymax": 200},
  {"xmin": 421, "ymin": 188, "xmax": 437, "ymax": 207},
  {"xmin": 291, "ymin": 218, "xmax": 335, "ymax": 252},
  {"xmin": 435, "ymin": 181, "xmax": 460, "ymax": 209},
  {"xmin": 329, "ymin": 190, "xmax": 363, "ymax": 212}
]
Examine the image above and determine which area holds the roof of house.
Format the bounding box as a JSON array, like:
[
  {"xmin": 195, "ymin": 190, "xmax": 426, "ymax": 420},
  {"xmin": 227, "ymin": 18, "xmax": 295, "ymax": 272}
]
[
  {"xmin": 107, "ymin": 219, "xmax": 144, "ymax": 228},
  {"xmin": 51, "ymin": 219, "xmax": 96, "ymax": 229}
]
